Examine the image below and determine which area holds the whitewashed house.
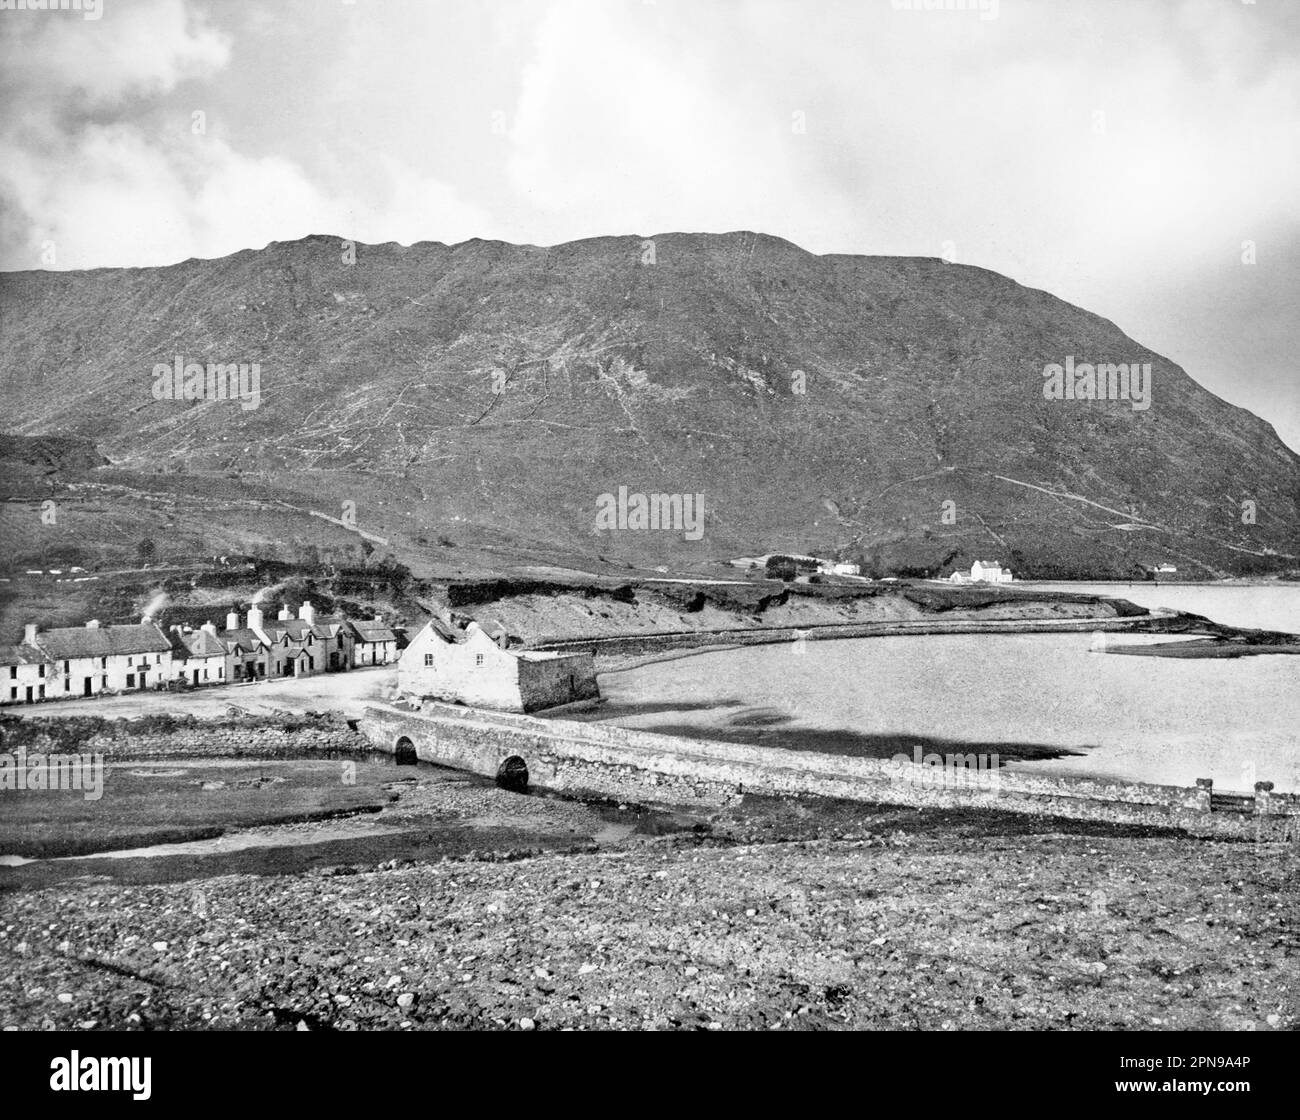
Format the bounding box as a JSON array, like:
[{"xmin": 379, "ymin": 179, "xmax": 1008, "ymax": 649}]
[
  {"xmin": 1, "ymin": 640, "xmax": 51, "ymax": 705},
  {"xmin": 950, "ymin": 560, "xmax": 1014, "ymax": 584},
  {"xmin": 817, "ymin": 561, "xmax": 861, "ymax": 576},
  {"xmin": 350, "ymin": 616, "xmax": 398, "ymax": 667},
  {"xmin": 219, "ymin": 611, "xmax": 271, "ymax": 682},
  {"xmin": 298, "ymin": 602, "xmax": 354, "ymax": 672},
  {"xmin": 398, "ymin": 617, "xmax": 599, "ymax": 713},
  {"xmin": 28, "ymin": 620, "xmax": 174, "ymax": 699},
  {"xmin": 169, "ymin": 623, "xmax": 228, "ymax": 687}
]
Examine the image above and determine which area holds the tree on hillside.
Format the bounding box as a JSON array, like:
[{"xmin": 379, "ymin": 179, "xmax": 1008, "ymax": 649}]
[{"xmin": 765, "ymin": 555, "xmax": 797, "ymax": 581}]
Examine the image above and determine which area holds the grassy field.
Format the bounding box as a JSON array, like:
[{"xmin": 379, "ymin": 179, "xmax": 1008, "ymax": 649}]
[{"xmin": 0, "ymin": 758, "xmax": 397, "ymax": 859}]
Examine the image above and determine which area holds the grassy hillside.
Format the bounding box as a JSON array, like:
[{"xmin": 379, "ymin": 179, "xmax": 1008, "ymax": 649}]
[{"xmin": 1, "ymin": 232, "xmax": 1297, "ymax": 579}]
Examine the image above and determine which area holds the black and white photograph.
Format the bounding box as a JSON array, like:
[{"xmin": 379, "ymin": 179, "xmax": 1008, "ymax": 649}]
[{"xmin": 0, "ymin": 0, "xmax": 1297, "ymax": 1079}]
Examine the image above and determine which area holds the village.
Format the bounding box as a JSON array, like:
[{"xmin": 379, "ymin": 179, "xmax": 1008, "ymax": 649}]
[
  {"xmin": 1, "ymin": 600, "xmax": 399, "ymax": 707},
  {"xmin": 1, "ymin": 597, "xmax": 599, "ymax": 716}
]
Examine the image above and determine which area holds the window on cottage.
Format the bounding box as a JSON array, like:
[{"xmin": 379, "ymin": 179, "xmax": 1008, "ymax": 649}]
[
  {"xmin": 64, "ymin": 678, "xmax": 70, "ymax": 691},
  {"xmin": 127, "ymin": 656, "xmax": 133, "ymax": 667},
  {"xmin": 63, "ymin": 661, "xmax": 70, "ymax": 673},
  {"xmin": 8, "ymin": 667, "xmax": 14, "ymax": 679},
  {"xmin": 101, "ymin": 657, "xmax": 107, "ymax": 669},
  {"xmin": 424, "ymin": 653, "xmax": 434, "ymax": 666},
  {"xmin": 126, "ymin": 674, "xmax": 135, "ymax": 688},
  {"xmin": 475, "ymin": 653, "xmax": 484, "ymax": 667},
  {"xmin": 38, "ymin": 664, "xmax": 45, "ymax": 677},
  {"xmin": 38, "ymin": 685, "xmax": 44, "ymax": 699}
]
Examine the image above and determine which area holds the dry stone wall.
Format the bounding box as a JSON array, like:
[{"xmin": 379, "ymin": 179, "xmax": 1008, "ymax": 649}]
[{"xmin": 1, "ymin": 712, "xmax": 369, "ymax": 761}]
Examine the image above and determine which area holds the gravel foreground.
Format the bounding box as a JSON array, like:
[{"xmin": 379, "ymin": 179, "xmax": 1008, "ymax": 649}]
[{"xmin": 2, "ymin": 798, "xmax": 1297, "ymax": 1032}]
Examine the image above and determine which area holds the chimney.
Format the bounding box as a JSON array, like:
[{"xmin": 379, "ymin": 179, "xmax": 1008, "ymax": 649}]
[
  {"xmin": 86, "ymin": 619, "xmax": 100, "ymax": 629},
  {"xmin": 299, "ymin": 601, "xmax": 315, "ymax": 625},
  {"xmin": 141, "ymin": 615, "xmax": 152, "ymax": 625},
  {"xmin": 23, "ymin": 623, "xmax": 37, "ymax": 646},
  {"xmin": 247, "ymin": 604, "xmax": 263, "ymax": 631},
  {"xmin": 201, "ymin": 620, "xmax": 218, "ymax": 636},
  {"xmin": 226, "ymin": 611, "xmax": 239, "ymax": 631},
  {"xmin": 373, "ymin": 614, "xmax": 383, "ymax": 623},
  {"xmin": 277, "ymin": 603, "xmax": 292, "ymax": 621}
]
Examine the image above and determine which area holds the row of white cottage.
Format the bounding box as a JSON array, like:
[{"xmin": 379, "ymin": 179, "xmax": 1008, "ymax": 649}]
[
  {"xmin": 3, "ymin": 606, "xmax": 599, "ymax": 716},
  {"xmin": 1, "ymin": 602, "xmax": 399, "ymax": 706}
]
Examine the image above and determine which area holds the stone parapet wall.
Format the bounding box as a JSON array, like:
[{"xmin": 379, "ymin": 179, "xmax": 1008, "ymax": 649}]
[
  {"xmin": 529, "ymin": 616, "xmax": 1154, "ymax": 658},
  {"xmin": 360, "ymin": 702, "xmax": 1298, "ymax": 840}
]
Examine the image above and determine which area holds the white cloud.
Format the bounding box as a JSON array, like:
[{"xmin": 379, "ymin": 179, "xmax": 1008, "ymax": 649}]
[
  {"xmin": 0, "ymin": 0, "xmax": 491, "ymax": 268},
  {"xmin": 0, "ymin": 0, "xmax": 229, "ymax": 106}
]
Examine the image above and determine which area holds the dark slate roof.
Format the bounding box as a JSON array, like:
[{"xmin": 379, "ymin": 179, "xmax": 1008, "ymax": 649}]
[
  {"xmin": 352, "ymin": 620, "xmax": 398, "ymax": 643},
  {"xmin": 0, "ymin": 643, "xmax": 49, "ymax": 666},
  {"xmin": 221, "ymin": 628, "xmax": 267, "ymax": 654},
  {"xmin": 423, "ymin": 618, "xmax": 461, "ymax": 644},
  {"xmin": 173, "ymin": 629, "xmax": 226, "ymax": 659},
  {"xmin": 260, "ymin": 619, "xmax": 316, "ymax": 643},
  {"xmin": 34, "ymin": 622, "xmax": 172, "ymax": 659}
]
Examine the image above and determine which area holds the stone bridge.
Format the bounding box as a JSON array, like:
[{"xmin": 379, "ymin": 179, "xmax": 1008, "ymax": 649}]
[{"xmin": 356, "ymin": 702, "xmax": 1298, "ymax": 839}]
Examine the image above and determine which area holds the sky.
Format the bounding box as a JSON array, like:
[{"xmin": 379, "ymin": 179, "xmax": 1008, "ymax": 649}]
[{"xmin": 1, "ymin": 0, "xmax": 1297, "ymax": 450}]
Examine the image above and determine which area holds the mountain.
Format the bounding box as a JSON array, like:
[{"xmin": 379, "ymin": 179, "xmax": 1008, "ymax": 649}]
[{"xmin": 1, "ymin": 230, "xmax": 1297, "ymax": 578}]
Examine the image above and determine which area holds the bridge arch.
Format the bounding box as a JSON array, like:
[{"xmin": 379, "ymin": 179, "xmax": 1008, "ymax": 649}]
[
  {"xmin": 496, "ymin": 755, "xmax": 529, "ymax": 793},
  {"xmin": 394, "ymin": 736, "xmax": 418, "ymax": 765}
]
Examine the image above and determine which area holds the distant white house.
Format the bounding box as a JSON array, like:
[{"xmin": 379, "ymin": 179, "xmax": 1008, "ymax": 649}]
[
  {"xmin": 398, "ymin": 617, "xmax": 599, "ymax": 713},
  {"xmin": 949, "ymin": 560, "xmax": 1014, "ymax": 585},
  {"xmin": 817, "ymin": 561, "xmax": 861, "ymax": 577}
]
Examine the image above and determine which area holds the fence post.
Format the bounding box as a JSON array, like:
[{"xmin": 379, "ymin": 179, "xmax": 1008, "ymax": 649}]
[
  {"xmin": 1194, "ymin": 777, "xmax": 1213, "ymax": 813},
  {"xmin": 1255, "ymin": 780, "xmax": 1274, "ymax": 816}
]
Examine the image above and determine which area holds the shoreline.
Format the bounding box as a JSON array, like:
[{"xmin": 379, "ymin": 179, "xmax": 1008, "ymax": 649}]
[{"xmin": 535, "ymin": 609, "xmax": 1300, "ymax": 673}]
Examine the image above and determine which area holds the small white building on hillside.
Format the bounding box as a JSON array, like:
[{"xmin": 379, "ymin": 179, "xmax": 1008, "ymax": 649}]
[
  {"xmin": 398, "ymin": 618, "xmax": 599, "ymax": 713},
  {"xmin": 948, "ymin": 560, "xmax": 1014, "ymax": 585},
  {"xmin": 817, "ymin": 561, "xmax": 861, "ymax": 576}
]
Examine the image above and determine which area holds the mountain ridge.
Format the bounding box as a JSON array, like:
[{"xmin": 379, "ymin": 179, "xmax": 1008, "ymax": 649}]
[{"xmin": 1, "ymin": 230, "xmax": 1296, "ymax": 579}]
